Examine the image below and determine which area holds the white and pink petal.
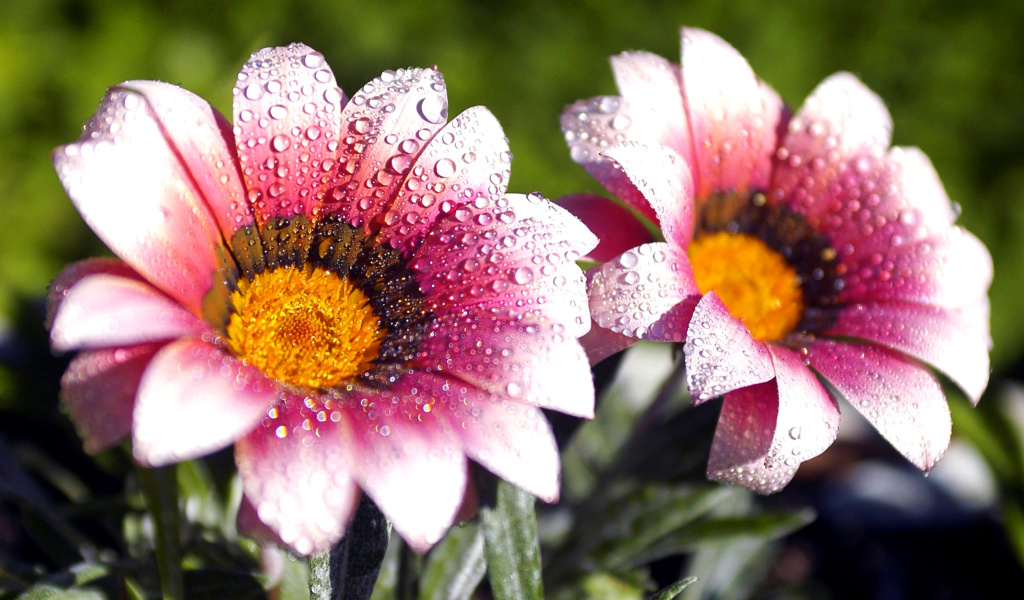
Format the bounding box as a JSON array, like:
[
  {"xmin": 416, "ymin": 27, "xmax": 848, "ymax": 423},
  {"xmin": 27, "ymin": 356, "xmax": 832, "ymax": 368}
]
[
  {"xmin": 807, "ymin": 340, "xmax": 950, "ymax": 471},
  {"xmin": 50, "ymin": 273, "xmax": 208, "ymax": 352},
  {"xmin": 53, "ymin": 86, "xmax": 225, "ymax": 315},
  {"xmin": 816, "ymin": 300, "xmax": 991, "ymax": 403},
  {"xmin": 555, "ymin": 194, "xmax": 653, "ymax": 263},
  {"xmin": 235, "ymin": 391, "xmax": 361, "ymax": 555},
  {"xmin": 376, "ymin": 106, "xmax": 512, "ymax": 254},
  {"xmin": 324, "ymin": 68, "xmax": 450, "ymax": 227},
  {"xmin": 132, "ymin": 339, "xmax": 278, "ymax": 466},
  {"xmin": 233, "ymin": 44, "xmax": 347, "ymax": 225},
  {"xmin": 679, "ymin": 28, "xmax": 782, "ymax": 198},
  {"xmin": 602, "ymin": 142, "xmax": 695, "ymax": 248},
  {"xmin": 611, "ymin": 51, "xmax": 693, "ymax": 168},
  {"xmin": 684, "ymin": 292, "xmax": 775, "ymax": 404},
  {"xmin": 707, "ymin": 346, "xmax": 839, "ymax": 494},
  {"xmin": 60, "ymin": 343, "xmax": 165, "ymax": 454},
  {"xmin": 588, "ymin": 242, "xmax": 700, "ymax": 342},
  {"xmin": 417, "ymin": 311, "xmax": 595, "ymax": 419}
]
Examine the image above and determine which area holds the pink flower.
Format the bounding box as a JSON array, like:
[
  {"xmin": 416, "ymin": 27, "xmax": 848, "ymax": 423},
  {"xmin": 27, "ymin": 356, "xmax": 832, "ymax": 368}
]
[
  {"xmin": 48, "ymin": 43, "xmax": 597, "ymax": 554},
  {"xmin": 561, "ymin": 28, "xmax": 991, "ymax": 493}
]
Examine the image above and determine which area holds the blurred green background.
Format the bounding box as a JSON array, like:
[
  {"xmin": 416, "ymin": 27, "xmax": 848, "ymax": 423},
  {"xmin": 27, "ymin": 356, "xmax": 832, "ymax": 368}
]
[{"xmin": 2, "ymin": 0, "xmax": 1023, "ymax": 371}]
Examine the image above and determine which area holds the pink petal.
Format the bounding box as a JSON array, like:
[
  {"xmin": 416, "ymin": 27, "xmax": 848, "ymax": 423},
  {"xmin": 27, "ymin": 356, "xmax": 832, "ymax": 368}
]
[
  {"xmin": 683, "ymin": 292, "xmax": 775, "ymax": 405},
  {"xmin": 679, "ymin": 28, "xmax": 781, "ymax": 198},
  {"xmin": 235, "ymin": 494, "xmax": 287, "ymax": 547},
  {"xmin": 836, "ymin": 226, "xmax": 992, "ymax": 310},
  {"xmin": 324, "ymin": 68, "xmax": 449, "ymax": 227},
  {"xmin": 47, "ymin": 259, "xmax": 143, "ymax": 329},
  {"xmin": 412, "ymin": 192, "xmax": 597, "ymax": 338},
  {"xmin": 424, "ymin": 374, "xmax": 561, "ymax": 502},
  {"xmin": 772, "ymin": 73, "xmax": 893, "ymax": 222},
  {"xmin": 60, "ymin": 343, "xmax": 164, "ymax": 454},
  {"xmin": 375, "ymin": 106, "xmax": 511, "ymax": 254},
  {"xmin": 232, "ymin": 44, "xmax": 347, "ymax": 224},
  {"xmin": 588, "ymin": 242, "xmax": 701, "ymax": 341},
  {"xmin": 235, "ymin": 391, "xmax": 361, "ymax": 555},
  {"xmin": 53, "ymin": 86, "xmax": 225, "ymax": 315},
  {"xmin": 708, "ymin": 346, "xmax": 839, "ymax": 494},
  {"xmin": 602, "ymin": 142, "xmax": 695, "ymax": 248},
  {"xmin": 815, "ymin": 300, "xmax": 990, "ymax": 402},
  {"xmin": 555, "ymin": 194, "xmax": 654, "ymax": 263},
  {"xmin": 610, "ymin": 51, "xmax": 693, "ymax": 169},
  {"xmin": 50, "ymin": 273, "xmax": 207, "ymax": 352},
  {"xmin": 345, "ymin": 381, "xmax": 468, "ymax": 552},
  {"xmin": 122, "ymin": 80, "xmax": 253, "ymax": 236},
  {"xmin": 132, "ymin": 338, "xmax": 278, "ymax": 466},
  {"xmin": 578, "ymin": 321, "xmax": 637, "ymax": 365},
  {"xmin": 561, "ymin": 96, "xmax": 656, "ymax": 223},
  {"xmin": 416, "ymin": 312, "xmax": 595, "ymax": 418},
  {"xmin": 806, "ymin": 340, "xmax": 950, "ymax": 470}
]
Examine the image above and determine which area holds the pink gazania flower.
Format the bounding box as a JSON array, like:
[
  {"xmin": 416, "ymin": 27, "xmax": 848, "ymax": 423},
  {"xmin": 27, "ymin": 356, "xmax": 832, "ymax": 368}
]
[
  {"xmin": 47, "ymin": 43, "xmax": 597, "ymax": 554},
  {"xmin": 560, "ymin": 28, "xmax": 991, "ymax": 493}
]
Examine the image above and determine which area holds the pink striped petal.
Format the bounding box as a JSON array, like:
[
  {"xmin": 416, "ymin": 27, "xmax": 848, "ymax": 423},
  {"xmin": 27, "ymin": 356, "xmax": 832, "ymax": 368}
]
[
  {"xmin": 611, "ymin": 51, "xmax": 693, "ymax": 168},
  {"xmin": 232, "ymin": 44, "xmax": 347, "ymax": 224},
  {"xmin": 47, "ymin": 259, "xmax": 143, "ymax": 329},
  {"xmin": 684, "ymin": 292, "xmax": 774, "ymax": 404},
  {"xmin": 53, "ymin": 86, "xmax": 224, "ymax": 315},
  {"xmin": 836, "ymin": 226, "xmax": 992, "ymax": 310},
  {"xmin": 561, "ymin": 96, "xmax": 656, "ymax": 223},
  {"xmin": 679, "ymin": 28, "xmax": 781, "ymax": 198},
  {"xmin": 50, "ymin": 273, "xmax": 207, "ymax": 352},
  {"xmin": 60, "ymin": 343, "xmax": 164, "ymax": 454},
  {"xmin": 602, "ymin": 142, "xmax": 695, "ymax": 248},
  {"xmin": 324, "ymin": 68, "xmax": 449, "ymax": 227},
  {"xmin": 412, "ymin": 193, "xmax": 597, "ymax": 337},
  {"xmin": 816, "ymin": 300, "xmax": 990, "ymax": 402},
  {"xmin": 132, "ymin": 339, "xmax": 278, "ymax": 466},
  {"xmin": 588, "ymin": 242, "xmax": 701, "ymax": 341},
  {"xmin": 807, "ymin": 340, "xmax": 950, "ymax": 471},
  {"xmin": 578, "ymin": 321, "xmax": 637, "ymax": 365},
  {"xmin": 416, "ymin": 312, "xmax": 594, "ymax": 418},
  {"xmin": 122, "ymin": 80, "xmax": 252, "ymax": 236},
  {"xmin": 376, "ymin": 106, "xmax": 512, "ymax": 253},
  {"xmin": 392, "ymin": 372, "xmax": 560, "ymax": 503},
  {"xmin": 555, "ymin": 194, "xmax": 653, "ymax": 263},
  {"xmin": 708, "ymin": 346, "xmax": 839, "ymax": 494},
  {"xmin": 344, "ymin": 380, "xmax": 468, "ymax": 552},
  {"xmin": 235, "ymin": 391, "xmax": 361, "ymax": 555}
]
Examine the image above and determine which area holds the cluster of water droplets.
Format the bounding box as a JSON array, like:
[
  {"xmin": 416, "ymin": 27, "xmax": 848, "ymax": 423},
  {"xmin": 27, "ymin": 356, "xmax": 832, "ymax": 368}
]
[
  {"xmin": 233, "ymin": 44, "xmax": 346, "ymax": 222},
  {"xmin": 589, "ymin": 243, "xmax": 689, "ymax": 340},
  {"xmin": 409, "ymin": 190, "xmax": 592, "ymax": 336},
  {"xmin": 682, "ymin": 302, "xmax": 774, "ymax": 404},
  {"xmin": 561, "ymin": 95, "xmax": 633, "ymax": 167},
  {"xmin": 321, "ymin": 67, "xmax": 450, "ymax": 227}
]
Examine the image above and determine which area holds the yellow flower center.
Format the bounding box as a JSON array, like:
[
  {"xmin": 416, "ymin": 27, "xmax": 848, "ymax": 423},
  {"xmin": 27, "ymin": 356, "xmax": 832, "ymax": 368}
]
[
  {"xmin": 226, "ymin": 266, "xmax": 384, "ymax": 389},
  {"xmin": 688, "ymin": 232, "xmax": 804, "ymax": 342}
]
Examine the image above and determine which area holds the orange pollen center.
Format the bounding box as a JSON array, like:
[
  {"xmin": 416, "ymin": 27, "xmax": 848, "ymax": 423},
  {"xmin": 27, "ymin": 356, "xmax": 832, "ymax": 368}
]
[
  {"xmin": 226, "ymin": 266, "xmax": 384, "ymax": 389},
  {"xmin": 688, "ymin": 232, "xmax": 804, "ymax": 343}
]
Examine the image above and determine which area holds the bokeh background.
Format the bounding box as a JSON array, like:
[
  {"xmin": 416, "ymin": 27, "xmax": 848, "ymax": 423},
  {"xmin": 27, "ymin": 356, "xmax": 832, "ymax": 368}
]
[{"xmin": 2, "ymin": 0, "xmax": 1024, "ymax": 597}]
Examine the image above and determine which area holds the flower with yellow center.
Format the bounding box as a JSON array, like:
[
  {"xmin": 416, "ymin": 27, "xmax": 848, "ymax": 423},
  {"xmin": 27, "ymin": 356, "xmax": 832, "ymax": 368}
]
[
  {"xmin": 47, "ymin": 42, "xmax": 599, "ymax": 556},
  {"xmin": 564, "ymin": 27, "xmax": 991, "ymax": 495}
]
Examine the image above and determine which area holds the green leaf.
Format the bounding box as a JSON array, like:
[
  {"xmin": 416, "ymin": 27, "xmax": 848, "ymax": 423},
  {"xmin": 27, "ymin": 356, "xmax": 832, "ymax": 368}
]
[
  {"xmin": 479, "ymin": 478, "xmax": 543, "ymax": 600},
  {"xmin": 137, "ymin": 465, "xmax": 184, "ymax": 600},
  {"xmin": 626, "ymin": 509, "xmax": 815, "ymax": 568},
  {"xmin": 15, "ymin": 584, "xmax": 107, "ymax": 600},
  {"xmin": 646, "ymin": 577, "xmax": 697, "ymax": 600},
  {"xmin": 419, "ymin": 523, "xmax": 485, "ymax": 600},
  {"xmin": 309, "ymin": 495, "xmax": 391, "ymax": 600},
  {"xmin": 15, "ymin": 563, "xmax": 111, "ymax": 600}
]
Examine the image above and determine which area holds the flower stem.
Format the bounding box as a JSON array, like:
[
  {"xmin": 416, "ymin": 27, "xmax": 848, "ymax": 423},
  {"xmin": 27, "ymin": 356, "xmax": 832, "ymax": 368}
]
[
  {"xmin": 309, "ymin": 493, "xmax": 391, "ymax": 600},
  {"xmin": 137, "ymin": 465, "xmax": 183, "ymax": 600}
]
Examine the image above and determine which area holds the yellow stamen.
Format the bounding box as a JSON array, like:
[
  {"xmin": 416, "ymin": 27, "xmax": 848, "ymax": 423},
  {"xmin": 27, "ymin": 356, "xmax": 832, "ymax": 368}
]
[
  {"xmin": 688, "ymin": 232, "xmax": 804, "ymax": 342},
  {"xmin": 227, "ymin": 266, "xmax": 384, "ymax": 389}
]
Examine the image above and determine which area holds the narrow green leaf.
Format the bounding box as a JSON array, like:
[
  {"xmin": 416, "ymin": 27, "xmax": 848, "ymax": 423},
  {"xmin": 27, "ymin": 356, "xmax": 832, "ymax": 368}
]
[
  {"xmin": 419, "ymin": 523, "xmax": 485, "ymax": 600},
  {"xmin": 646, "ymin": 577, "xmax": 697, "ymax": 600},
  {"xmin": 479, "ymin": 478, "xmax": 543, "ymax": 600},
  {"xmin": 15, "ymin": 584, "xmax": 106, "ymax": 600},
  {"xmin": 137, "ymin": 465, "xmax": 184, "ymax": 600},
  {"xmin": 625, "ymin": 509, "xmax": 815, "ymax": 568}
]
